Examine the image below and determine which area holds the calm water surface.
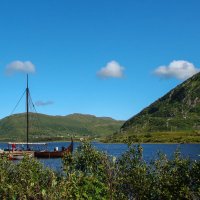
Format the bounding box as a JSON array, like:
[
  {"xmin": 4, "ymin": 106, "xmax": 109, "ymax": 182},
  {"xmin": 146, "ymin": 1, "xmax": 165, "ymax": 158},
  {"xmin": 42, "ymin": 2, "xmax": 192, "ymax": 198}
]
[{"xmin": 0, "ymin": 142, "xmax": 199, "ymax": 171}]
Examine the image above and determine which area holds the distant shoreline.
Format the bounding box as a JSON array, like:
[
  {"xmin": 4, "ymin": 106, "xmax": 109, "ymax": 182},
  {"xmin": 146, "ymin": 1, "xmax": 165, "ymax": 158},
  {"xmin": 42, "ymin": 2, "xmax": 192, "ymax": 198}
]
[{"xmin": 0, "ymin": 140, "xmax": 199, "ymax": 145}]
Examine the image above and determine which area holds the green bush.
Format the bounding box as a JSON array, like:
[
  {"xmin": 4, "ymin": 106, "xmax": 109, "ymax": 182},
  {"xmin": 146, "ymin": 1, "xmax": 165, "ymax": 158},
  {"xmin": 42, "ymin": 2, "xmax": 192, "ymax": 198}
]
[
  {"xmin": 0, "ymin": 155, "xmax": 57, "ymax": 200},
  {"xmin": 62, "ymin": 142, "xmax": 112, "ymax": 199},
  {"xmin": 0, "ymin": 142, "xmax": 199, "ymax": 199}
]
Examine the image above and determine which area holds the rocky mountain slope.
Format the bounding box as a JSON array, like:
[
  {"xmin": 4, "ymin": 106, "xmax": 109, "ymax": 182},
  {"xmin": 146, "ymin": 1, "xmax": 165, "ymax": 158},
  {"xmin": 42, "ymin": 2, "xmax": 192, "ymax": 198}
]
[{"xmin": 109, "ymin": 72, "xmax": 200, "ymax": 143}]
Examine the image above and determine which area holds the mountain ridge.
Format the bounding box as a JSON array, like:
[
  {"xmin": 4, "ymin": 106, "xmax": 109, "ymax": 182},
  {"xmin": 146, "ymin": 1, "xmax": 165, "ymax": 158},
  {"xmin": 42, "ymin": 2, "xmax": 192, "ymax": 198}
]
[{"xmin": 0, "ymin": 113, "xmax": 124, "ymax": 142}]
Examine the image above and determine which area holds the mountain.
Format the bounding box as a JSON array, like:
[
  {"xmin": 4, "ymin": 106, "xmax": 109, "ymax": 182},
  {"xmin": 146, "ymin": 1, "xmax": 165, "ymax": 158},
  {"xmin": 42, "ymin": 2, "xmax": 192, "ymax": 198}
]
[
  {"xmin": 108, "ymin": 72, "xmax": 200, "ymax": 143},
  {"xmin": 0, "ymin": 113, "xmax": 124, "ymax": 142}
]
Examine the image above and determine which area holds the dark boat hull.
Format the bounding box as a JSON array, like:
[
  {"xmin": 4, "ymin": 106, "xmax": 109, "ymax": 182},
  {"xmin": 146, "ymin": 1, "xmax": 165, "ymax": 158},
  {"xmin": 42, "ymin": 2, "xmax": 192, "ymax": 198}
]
[
  {"xmin": 34, "ymin": 139, "xmax": 73, "ymax": 158},
  {"xmin": 34, "ymin": 150, "xmax": 65, "ymax": 158}
]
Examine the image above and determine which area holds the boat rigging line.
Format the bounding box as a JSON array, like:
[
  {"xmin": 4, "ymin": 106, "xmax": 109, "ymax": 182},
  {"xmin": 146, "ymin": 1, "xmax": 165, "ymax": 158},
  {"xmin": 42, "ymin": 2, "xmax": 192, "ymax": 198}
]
[{"xmin": 10, "ymin": 90, "xmax": 26, "ymax": 116}]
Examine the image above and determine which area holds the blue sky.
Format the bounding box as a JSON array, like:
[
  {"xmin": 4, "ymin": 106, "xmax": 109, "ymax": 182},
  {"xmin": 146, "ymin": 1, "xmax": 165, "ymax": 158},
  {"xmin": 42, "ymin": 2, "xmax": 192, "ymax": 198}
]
[{"xmin": 0, "ymin": 0, "xmax": 200, "ymax": 120}]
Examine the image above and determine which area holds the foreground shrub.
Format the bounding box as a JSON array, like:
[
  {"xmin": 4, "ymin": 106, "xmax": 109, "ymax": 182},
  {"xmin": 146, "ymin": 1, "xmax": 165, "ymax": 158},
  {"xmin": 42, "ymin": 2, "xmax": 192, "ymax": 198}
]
[
  {"xmin": 0, "ymin": 155, "xmax": 57, "ymax": 200},
  {"xmin": 116, "ymin": 145, "xmax": 151, "ymax": 199},
  {"xmin": 62, "ymin": 142, "xmax": 111, "ymax": 199},
  {"xmin": 62, "ymin": 142, "xmax": 200, "ymax": 200},
  {"xmin": 116, "ymin": 146, "xmax": 200, "ymax": 200},
  {"xmin": 0, "ymin": 142, "xmax": 199, "ymax": 199}
]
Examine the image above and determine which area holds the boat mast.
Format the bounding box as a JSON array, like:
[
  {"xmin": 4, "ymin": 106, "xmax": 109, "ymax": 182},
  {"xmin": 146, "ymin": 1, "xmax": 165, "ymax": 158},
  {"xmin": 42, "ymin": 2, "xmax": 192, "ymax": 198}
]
[{"xmin": 26, "ymin": 74, "xmax": 29, "ymax": 149}]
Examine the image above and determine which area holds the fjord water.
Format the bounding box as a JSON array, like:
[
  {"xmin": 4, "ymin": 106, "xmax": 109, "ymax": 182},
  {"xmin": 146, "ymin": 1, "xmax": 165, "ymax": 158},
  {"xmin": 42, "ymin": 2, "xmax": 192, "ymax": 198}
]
[{"xmin": 0, "ymin": 142, "xmax": 199, "ymax": 171}]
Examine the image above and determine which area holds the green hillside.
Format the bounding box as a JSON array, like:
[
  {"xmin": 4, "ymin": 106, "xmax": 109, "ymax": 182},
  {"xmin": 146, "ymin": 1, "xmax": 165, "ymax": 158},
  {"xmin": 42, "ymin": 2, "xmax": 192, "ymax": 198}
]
[
  {"xmin": 107, "ymin": 72, "xmax": 200, "ymax": 143},
  {"xmin": 0, "ymin": 113, "xmax": 124, "ymax": 142}
]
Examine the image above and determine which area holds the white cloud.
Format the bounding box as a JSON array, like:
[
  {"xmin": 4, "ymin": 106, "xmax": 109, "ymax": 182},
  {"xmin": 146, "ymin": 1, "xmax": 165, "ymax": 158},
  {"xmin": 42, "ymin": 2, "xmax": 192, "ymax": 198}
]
[
  {"xmin": 35, "ymin": 101, "xmax": 54, "ymax": 106},
  {"xmin": 97, "ymin": 60, "xmax": 125, "ymax": 78},
  {"xmin": 154, "ymin": 60, "xmax": 200, "ymax": 80},
  {"xmin": 5, "ymin": 60, "xmax": 36, "ymax": 75}
]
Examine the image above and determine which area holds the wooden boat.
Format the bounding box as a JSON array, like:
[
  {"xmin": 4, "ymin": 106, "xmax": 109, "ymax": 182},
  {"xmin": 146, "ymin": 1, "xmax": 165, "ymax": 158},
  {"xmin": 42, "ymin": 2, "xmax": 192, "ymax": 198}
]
[{"xmin": 34, "ymin": 138, "xmax": 73, "ymax": 158}]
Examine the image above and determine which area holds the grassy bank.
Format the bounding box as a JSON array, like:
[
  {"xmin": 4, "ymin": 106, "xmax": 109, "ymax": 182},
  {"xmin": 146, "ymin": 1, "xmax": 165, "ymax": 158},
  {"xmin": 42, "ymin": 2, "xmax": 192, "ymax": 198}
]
[{"xmin": 104, "ymin": 130, "xmax": 200, "ymax": 143}]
